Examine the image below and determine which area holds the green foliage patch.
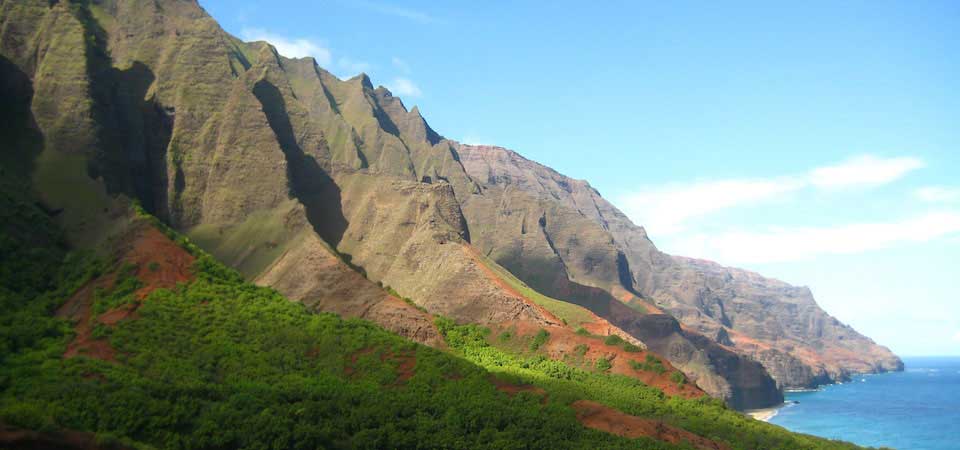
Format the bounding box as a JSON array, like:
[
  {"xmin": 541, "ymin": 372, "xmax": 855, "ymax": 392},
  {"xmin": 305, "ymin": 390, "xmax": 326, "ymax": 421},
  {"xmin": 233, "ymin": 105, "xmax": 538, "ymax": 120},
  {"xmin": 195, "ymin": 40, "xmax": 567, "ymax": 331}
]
[
  {"xmin": 0, "ymin": 215, "xmax": 651, "ymax": 449},
  {"xmin": 604, "ymin": 334, "xmax": 624, "ymax": 346},
  {"xmin": 529, "ymin": 328, "xmax": 550, "ymax": 351},
  {"xmin": 630, "ymin": 354, "xmax": 668, "ymax": 374},
  {"xmin": 0, "ymin": 200, "xmax": 863, "ymax": 449},
  {"xmin": 595, "ymin": 357, "xmax": 612, "ymax": 372},
  {"xmin": 436, "ymin": 316, "xmax": 865, "ymax": 450}
]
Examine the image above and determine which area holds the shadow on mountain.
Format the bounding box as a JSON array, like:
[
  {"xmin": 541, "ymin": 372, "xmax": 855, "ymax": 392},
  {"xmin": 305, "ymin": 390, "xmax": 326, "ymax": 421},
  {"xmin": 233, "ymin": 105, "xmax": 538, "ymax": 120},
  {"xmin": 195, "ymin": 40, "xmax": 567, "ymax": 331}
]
[
  {"xmin": 0, "ymin": 55, "xmax": 43, "ymax": 184},
  {"xmin": 252, "ymin": 79, "xmax": 349, "ymax": 247},
  {"xmin": 93, "ymin": 62, "xmax": 173, "ymax": 218},
  {"xmin": 75, "ymin": 4, "xmax": 173, "ymax": 220}
]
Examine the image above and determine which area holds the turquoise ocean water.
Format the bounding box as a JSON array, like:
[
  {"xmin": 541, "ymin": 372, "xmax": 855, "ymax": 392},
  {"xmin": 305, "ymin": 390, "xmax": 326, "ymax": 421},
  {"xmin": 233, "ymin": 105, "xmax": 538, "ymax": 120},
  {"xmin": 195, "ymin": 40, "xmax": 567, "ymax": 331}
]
[{"xmin": 769, "ymin": 356, "xmax": 960, "ymax": 449}]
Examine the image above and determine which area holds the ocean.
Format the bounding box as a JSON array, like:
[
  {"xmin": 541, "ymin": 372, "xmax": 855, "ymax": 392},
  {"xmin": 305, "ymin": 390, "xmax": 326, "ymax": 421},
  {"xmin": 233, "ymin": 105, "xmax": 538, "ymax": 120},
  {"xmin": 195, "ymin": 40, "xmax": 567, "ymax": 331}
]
[{"xmin": 769, "ymin": 356, "xmax": 960, "ymax": 450}]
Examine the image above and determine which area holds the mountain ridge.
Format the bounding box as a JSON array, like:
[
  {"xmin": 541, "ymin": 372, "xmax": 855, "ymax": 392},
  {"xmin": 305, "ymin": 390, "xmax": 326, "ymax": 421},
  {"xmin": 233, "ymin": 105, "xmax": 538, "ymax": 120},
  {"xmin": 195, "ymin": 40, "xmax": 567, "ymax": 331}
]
[
  {"xmin": 453, "ymin": 142, "xmax": 902, "ymax": 389},
  {"xmin": 0, "ymin": 0, "xmax": 898, "ymax": 414}
]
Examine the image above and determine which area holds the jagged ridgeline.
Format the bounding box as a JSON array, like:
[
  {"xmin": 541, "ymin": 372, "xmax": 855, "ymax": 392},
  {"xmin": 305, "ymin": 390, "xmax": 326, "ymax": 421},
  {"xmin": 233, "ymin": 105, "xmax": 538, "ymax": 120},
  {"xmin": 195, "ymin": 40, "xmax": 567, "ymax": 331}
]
[{"xmin": 1, "ymin": 0, "xmax": 898, "ymax": 447}]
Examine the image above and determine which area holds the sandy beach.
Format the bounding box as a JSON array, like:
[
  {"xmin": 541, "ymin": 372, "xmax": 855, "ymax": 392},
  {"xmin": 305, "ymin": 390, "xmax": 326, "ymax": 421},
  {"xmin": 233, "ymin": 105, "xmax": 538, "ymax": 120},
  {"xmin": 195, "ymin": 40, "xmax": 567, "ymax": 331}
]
[{"xmin": 745, "ymin": 406, "xmax": 782, "ymax": 422}]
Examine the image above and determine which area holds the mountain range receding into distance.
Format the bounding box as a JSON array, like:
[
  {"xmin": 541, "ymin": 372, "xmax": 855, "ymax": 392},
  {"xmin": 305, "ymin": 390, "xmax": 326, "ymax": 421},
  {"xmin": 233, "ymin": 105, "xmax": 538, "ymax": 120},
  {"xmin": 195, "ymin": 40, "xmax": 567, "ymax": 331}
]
[{"xmin": 0, "ymin": 0, "xmax": 903, "ymax": 448}]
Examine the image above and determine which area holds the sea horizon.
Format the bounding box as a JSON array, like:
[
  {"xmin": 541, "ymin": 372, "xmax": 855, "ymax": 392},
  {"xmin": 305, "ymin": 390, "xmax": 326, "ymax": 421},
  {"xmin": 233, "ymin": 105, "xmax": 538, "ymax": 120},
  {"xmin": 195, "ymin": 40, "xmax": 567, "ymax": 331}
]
[{"xmin": 768, "ymin": 356, "xmax": 960, "ymax": 449}]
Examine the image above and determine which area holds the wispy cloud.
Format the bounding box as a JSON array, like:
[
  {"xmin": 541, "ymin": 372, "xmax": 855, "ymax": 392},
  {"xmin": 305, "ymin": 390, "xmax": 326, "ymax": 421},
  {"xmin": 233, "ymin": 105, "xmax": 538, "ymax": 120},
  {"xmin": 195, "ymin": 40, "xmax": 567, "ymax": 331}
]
[
  {"xmin": 809, "ymin": 155, "xmax": 925, "ymax": 189},
  {"xmin": 461, "ymin": 134, "xmax": 490, "ymax": 146},
  {"xmin": 388, "ymin": 77, "xmax": 422, "ymax": 97},
  {"xmin": 337, "ymin": 57, "xmax": 372, "ymax": 78},
  {"xmin": 672, "ymin": 211, "xmax": 960, "ymax": 264},
  {"xmin": 916, "ymin": 186, "xmax": 960, "ymax": 203},
  {"xmin": 620, "ymin": 178, "xmax": 803, "ymax": 235},
  {"xmin": 240, "ymin": 28, "xmax": 331, "ymax": 65},
  {"xmin": 392, "ymin": 57, "xmax": 412, "ymax": 74},
  {"xmin": 619, "ymin": 155, "xmax": 925, "ymax": 236},
  {"xmin": 349, "ymin": 1, "xmax": 440, "ymax": 24},
  {"xmin": 953, "ymin": 330, "xmax": 960, "ymax": 342}
]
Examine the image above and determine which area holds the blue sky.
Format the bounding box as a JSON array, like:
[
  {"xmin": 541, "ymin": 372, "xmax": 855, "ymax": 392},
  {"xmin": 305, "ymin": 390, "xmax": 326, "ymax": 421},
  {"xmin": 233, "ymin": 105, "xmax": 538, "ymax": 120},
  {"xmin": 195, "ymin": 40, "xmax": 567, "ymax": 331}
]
[{"xmin": 199, "ymin": 0, "xmax": 959, "ymax": 356}]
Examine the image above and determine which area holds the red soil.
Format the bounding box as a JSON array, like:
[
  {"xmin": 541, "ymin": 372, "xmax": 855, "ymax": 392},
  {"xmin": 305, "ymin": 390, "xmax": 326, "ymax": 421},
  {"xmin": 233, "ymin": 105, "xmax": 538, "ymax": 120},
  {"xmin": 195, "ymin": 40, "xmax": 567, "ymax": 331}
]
[
  {"xmin": 379, "ymin": 294, "xmax": 447, "ymax": 349},
  {"xmin": 572, "ymin": 400, "xmax": 730, "ymax": 450},
  {"xmin": 611, "ymin": 286, "xmax": 666, "ymax": 315},
  {"xmin": 491, "ymin": 377, "xmax": 548, "ymax": 402},
  {"xmin": 462, "ymin": 243, "xmax": 703, "ymax": 398},
  {"xmin": 393, "ymin": 351, "xmax": 417, "ymax": 384},
  {"xmin": 461, "ymin": 244, "xmax": 564, "ymax": 325},
  {"xmin": 345, "ymin": 348, "xmax": 417, "ymax": 384},
  {"xmin": 122, "ymin": 226, "xmax": 195, "ymax": 299},
  {"xmin": 55, "ymin": 224, "xmax": 196, "ymax": 362},
  {"xmin": 502, "ymin": 320, "xmax": 705, "ymax": 399},
  {"xmin": 56, "ymin": 276, "xmax": 119, "ymax": 361}
]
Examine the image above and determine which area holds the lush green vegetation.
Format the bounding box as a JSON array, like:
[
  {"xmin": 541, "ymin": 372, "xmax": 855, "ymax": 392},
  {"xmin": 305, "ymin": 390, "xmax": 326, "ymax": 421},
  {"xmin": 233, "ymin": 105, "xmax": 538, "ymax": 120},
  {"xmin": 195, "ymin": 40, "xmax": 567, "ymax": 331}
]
[
  {"xmin": 435, "ymin": 319, "xmax": 867, "ymax": 450},
  {"xmin": 595, "ymin": 357, "xmax": 612, "ymax": 372},
  {"xmin": 0, "ymin": 198, "xmax": 866, "ymax": 449},
  {"xmin": 604, "ymin": 334, "xmax": 624, "ymax": 346},
  {"xmin": 0, "ymin": 208, "xmax": 667, "ymax": 449},
  {"xmin": 671, "ymin": 371, "xmax": 688, "ymax": 387},
  {"xmin": 629, "ymin": 354, "xmax": 668, "ymax": 375}
]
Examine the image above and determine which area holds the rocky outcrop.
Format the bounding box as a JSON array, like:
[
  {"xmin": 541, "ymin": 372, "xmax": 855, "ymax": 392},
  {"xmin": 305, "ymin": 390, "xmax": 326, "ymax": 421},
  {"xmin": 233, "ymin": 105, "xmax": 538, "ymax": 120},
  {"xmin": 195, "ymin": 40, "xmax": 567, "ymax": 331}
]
[{"xmin": 651, "ymin": 256, "xmax": 903, "ymax": 387}]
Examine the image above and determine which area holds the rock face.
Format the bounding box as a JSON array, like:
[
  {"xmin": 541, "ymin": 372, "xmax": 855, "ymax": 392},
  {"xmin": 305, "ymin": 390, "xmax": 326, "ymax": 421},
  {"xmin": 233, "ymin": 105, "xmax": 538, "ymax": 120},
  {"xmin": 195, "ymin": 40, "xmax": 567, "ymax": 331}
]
[
  {"xmin": 453, "ymin": 144, "xmax": 902, "ymax": 389},
  {"xmin": 0, "ymin": 0, "xmax": 897, "ymax": 410},
  {"xmin": 0, "ymin": 0, "xmax": 551, "ymax": 337}
]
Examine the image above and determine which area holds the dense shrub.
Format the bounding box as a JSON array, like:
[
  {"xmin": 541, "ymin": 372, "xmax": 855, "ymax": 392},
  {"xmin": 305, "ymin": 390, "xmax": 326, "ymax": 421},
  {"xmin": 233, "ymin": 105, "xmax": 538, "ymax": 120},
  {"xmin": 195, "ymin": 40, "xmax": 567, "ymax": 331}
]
[
  {"xmin": 595, "ymin": 357, "xmax": 612, "ymax": 372},
  {"xmin": 603, "ymin": 334, "xmax": 624, "ymax": 346},
  {"xmin": 529, "ymin": 328, "xmax": 550, "ymax": 351}
]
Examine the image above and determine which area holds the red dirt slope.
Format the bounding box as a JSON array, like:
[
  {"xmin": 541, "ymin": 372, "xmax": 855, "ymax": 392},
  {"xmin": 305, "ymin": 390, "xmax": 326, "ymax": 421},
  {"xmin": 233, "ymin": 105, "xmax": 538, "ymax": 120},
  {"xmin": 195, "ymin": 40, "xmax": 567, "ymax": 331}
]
[
  {"xmin": 573, "ymin": 400, "xmax": 730, "ymax": 450},
  {"xmin": 55, "ymin": 224, "xmax": 195, "ymax": 361}
]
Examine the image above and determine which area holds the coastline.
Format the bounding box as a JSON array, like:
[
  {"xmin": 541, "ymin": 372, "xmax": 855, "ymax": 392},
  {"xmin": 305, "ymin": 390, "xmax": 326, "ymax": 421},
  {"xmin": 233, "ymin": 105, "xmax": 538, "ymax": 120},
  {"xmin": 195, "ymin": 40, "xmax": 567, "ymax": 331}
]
[{"xmin": 745, "ymin": 404, "xmax": 783, "ymax": 422}]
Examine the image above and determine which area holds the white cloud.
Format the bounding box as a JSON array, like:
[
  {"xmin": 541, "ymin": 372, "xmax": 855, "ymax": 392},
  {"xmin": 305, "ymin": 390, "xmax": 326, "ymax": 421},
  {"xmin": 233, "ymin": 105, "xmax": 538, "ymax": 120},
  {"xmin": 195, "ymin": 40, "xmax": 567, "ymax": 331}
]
[
  {"xmin": 916, "ymin": 186, "xmax": 960, "ymax": 203},
  {"xmin": 240, "ymin": 28, "xmax": 331, "ymax": 65},
  {"xmin": 953, "ymin": 331, "xmax": 960, "ymax": 342},
  {"xmin": 392, "ymin": 57, "xmax": 411, "ymax": 74},
  {"xmin": 388, "ymin": 77, "xmax": 422, "ymax": 97},
  {"xmin": 809, "ymin": 155, "xmax": 925, "ymax": 189},
  {"xmin": 337, "ymin": 57, "xmax": 372, "ymax": 78},
  {"xmin": 620, "ymin": 178, "xmax": 804, "ymax": 235},
  {"xmin": 461, "ymin": 134, "xmax": 490, "ymax": 146},
  {"xmin": 672, "ymin": 211, "xmax": 960, "ymax": 264},
  {"xmin": 350, "ymin": 1, "xmax": 439, "ymax": 24},
  {"xmin": 619, "ymin": 155, "xmax": 925, "ymax": 236}
]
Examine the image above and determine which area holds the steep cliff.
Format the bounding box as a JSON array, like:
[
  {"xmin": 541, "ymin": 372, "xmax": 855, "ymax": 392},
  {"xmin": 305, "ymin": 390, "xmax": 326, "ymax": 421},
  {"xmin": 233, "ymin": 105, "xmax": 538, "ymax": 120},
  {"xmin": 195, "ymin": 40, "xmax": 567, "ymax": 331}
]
[
  {"xmin": 454, "ymin": 144, "xmax": 902, "ymax": 389},
  {"xmin": 0, "ymin": 0, "xmax": 552, "ymax": 339}
]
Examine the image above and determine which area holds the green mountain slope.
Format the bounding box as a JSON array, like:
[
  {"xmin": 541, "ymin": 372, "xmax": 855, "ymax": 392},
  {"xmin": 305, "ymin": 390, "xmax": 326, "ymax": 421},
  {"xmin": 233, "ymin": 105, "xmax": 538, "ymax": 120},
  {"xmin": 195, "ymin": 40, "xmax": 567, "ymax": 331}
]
[{"xmin": 0, "ymin": 190, "xmax": 866, "ymax": 448}]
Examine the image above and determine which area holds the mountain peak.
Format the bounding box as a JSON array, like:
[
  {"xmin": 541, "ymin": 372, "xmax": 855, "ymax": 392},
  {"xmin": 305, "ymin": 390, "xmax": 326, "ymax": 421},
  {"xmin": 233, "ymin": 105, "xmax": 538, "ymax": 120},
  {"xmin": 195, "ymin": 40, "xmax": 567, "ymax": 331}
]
[{"xmin": 350, "ymin": 72, "xmax": 374, "ymax": 89}]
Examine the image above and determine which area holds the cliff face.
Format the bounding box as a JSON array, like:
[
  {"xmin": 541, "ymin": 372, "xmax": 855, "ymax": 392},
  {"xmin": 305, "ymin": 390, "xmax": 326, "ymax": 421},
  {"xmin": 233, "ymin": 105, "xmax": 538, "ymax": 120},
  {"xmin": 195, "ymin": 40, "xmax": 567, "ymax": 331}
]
[
  {"xmin": 454, "ymin": 144, "xmax": 902, "ymax": 389},
  {"xmin": 450, "ymin": 145, "xmax": 781, "ymax": 407},
  {"xmin": 650, "ymin": 256, "xmax": 903, "ymax": 386},
  {"xmin": 0, "ymin": 0, "xmax": 896, "ymax": 410},
  {"xmin": 0, "ymin": 0, "xmax": 536, "ymax": 355}
]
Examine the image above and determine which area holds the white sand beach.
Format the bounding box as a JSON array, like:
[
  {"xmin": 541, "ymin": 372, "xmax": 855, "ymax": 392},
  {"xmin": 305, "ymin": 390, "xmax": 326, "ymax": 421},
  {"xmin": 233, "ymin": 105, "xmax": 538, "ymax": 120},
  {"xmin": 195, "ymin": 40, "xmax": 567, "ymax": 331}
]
[{"xmin": 745, "ymin": 406, "xmax": 781, "ymax": 422}]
